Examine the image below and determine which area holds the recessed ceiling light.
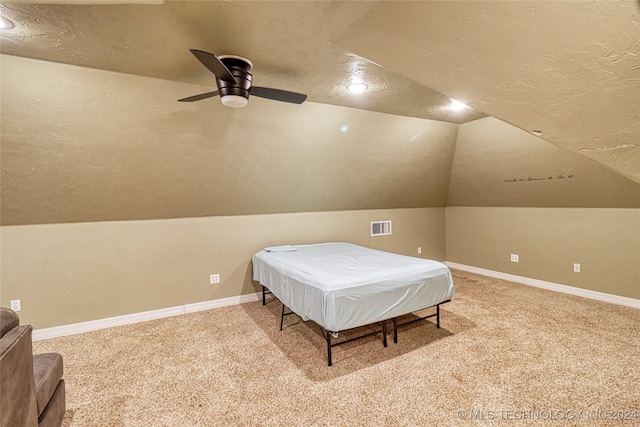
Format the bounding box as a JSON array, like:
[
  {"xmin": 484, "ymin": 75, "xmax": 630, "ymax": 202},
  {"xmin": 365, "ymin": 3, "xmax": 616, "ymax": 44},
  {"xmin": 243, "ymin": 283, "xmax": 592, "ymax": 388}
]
[
  {"xmin": 531, "ymin": 129, "xmax": 544, "ymax": 136},
  {"xmin": 0, "ymin": 16, "xmax": 14, "ymax": 30},
  {"xmin": 448, "ymin": 99, "xmax": 468, "ymax": 111},
  {"xmin": 346, "ymin": 82, "xmax": 368, "ymax": 94}
]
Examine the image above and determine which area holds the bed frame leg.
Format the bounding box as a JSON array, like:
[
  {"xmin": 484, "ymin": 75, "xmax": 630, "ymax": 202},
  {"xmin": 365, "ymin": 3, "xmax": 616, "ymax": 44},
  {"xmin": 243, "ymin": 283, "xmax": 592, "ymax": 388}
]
[
  {"xmin": 436, "ymin": 304, "xmax": 441, "ymax": 329},
  {"xmin": 327, "ymin": 332, "xmax": 333, "ymax": 366},
  {"xmin": 262, "ymin": 286, "xmax": 266, "ymax": 305},
  {"xmin": 280, "ymin": 303, "xmax": 286, "ymax": 331},
  {"xmin": 392, "ymin": 318, "xmax": 398, "ymax": 344},
  {"xmin": 382, "ymin": 321, "xmax": 388, "ymax": 347}
]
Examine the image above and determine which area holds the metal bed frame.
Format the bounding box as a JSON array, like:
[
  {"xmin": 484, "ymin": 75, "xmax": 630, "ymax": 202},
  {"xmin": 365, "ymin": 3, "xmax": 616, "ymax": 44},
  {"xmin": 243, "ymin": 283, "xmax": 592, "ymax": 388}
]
[{"xmin": 262, "ymin": 285, "xmax": 450, "ymax": 366}]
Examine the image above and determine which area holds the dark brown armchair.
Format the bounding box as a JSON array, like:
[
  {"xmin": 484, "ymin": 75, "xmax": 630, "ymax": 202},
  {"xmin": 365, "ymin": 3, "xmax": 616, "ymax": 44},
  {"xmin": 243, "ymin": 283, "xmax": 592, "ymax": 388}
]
[{"xmin": 0, "ymin": 307, "xmax": 65, "ymax": 427}]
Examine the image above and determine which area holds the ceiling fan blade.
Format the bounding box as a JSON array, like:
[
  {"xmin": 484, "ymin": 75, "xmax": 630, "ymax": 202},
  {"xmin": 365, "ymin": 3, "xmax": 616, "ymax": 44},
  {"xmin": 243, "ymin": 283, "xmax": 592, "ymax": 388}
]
[
  {"xmin": 251, "ymin": 87, "xmax": 307, "ymax": 104},
  {"xmin": 189, "ymin": 49, "xmax": 237, "ymax": 83},
  {"xmin": 177, "ymin": 91, "xmax": 220, "ymax": 102}
]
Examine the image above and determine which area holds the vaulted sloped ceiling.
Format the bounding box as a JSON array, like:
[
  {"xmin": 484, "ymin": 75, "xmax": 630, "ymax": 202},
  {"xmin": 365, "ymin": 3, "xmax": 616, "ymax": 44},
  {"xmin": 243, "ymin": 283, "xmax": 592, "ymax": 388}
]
[
  {"xmin": 334, "ymin": 1, "xmax": 640, "ymax": 183},
  {"xmin": 1, "ymin": 1, "xmax": 639, "ymax": 226},
  {"xmin": 0, "ymin": 1, "xmax": 485, "ymax": 123},
  {"xmin": 2, "ymin": 0, "xmax": 638, "ymax": 182},
  {"xmin": 1, "ymin": 55, "xmax": 460, "ymax": 225}
]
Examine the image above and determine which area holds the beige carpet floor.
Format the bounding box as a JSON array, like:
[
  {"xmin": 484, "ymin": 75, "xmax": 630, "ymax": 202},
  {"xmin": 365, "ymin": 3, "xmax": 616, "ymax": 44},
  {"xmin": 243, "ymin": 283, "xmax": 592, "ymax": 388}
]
[{"xmin": 33, "ymin": 270, "xmax": 639, "ymax": 426}]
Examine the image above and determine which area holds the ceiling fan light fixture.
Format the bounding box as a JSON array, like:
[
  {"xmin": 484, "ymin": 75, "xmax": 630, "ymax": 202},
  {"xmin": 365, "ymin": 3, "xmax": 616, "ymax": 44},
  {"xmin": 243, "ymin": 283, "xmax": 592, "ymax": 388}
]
[
  {"xmin": 346, "ymin": 82, "xmax": 368, "ymax": 93},
  {"xmin": 181, "ymin": 49, "xmax": 307, "ymax": 107},
  {"xmin": 220, "ymin": 94, "xmax": 249, "ymax": 108}
]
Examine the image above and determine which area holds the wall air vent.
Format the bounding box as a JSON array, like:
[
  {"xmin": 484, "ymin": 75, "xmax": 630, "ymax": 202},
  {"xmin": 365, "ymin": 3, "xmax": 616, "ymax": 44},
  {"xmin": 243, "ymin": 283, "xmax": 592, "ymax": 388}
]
[{"xmin": 371, "ymin": 220, "xmax": 392, "ymax": 236}]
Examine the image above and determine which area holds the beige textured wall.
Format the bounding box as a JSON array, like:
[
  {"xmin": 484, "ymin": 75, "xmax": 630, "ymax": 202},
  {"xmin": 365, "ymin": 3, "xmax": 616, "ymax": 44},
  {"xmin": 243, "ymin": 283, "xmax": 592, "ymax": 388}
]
[
  {"xmin": 2, "ymin": 53, "xmax": 638, "ymax": 333},
  {"xmin": 446, "ymin": 207, "xmax": 640, "ymax": 299},
  {"xmin": 448, "ymin": 117, "xmax": 640, "ymax": 208},
  {"xmin": 445, "ymin": 118, "xmax": 639, "ymax": 299},
  {"xmin": 0, "ymin": 208, "xmax": 445, "ymax": 329}
]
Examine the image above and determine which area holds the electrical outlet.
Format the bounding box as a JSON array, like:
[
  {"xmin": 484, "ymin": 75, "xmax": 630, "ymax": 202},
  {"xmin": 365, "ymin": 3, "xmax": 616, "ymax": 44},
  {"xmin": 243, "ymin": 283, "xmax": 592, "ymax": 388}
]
[
  {"xmin": 418, "ymin": 247, "xmax": 422, "ymax": 255},
  {"xmin": 209, "ymin": 274, "xmax": 220, "ymax": 285},
  {"xmin": 10, "ymin": 300, "xmax": 21, "ymax": 312},
  {"xmin": 510, "ymin": 254, "xmax": 519, "ymax": 263},
  {"xmin": 573, "ymin": 263, "xmax": 581, "ymax": 273}
]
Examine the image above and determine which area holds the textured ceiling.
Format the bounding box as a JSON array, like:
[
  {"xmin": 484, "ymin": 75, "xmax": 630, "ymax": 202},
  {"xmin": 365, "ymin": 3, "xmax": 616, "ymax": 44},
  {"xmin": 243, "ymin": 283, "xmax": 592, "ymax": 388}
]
[
  {"xmin": 333, "ymin": 1, "xmax": 640, "ymax": 183},
  {"xmin": 1, "ymin": 0, "xmax": 638, "ymax": 183},
  {"xmin": 0, "ymin": 0, "xmax": 485, "ymax": 124}
]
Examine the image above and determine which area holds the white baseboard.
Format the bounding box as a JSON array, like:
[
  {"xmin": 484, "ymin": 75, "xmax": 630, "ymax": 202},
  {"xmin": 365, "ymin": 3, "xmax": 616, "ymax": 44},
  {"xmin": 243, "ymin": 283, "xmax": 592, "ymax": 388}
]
[
  {"xmin": 33, "ymin": 266, "xmax": 638, "ymax": 341},
  {"xmin": 32, "ymin": 292, "xmax": 261, "ymax": 341},
  {"xmin": 445, "ymin": 262, "xmax": 640, "ymax": 309}
]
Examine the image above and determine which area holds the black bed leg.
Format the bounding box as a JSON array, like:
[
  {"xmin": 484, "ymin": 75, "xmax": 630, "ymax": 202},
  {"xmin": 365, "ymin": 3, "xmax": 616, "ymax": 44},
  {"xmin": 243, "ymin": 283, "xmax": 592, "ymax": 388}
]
[
  {"xmin": 436, "ymin": 304, "xmax": 441, "ymax": 328},
  {"xmin": 382, "ymin": 321, "xmax": 388, "ymax": 347},
  {"xmin": 392, "ymin": 318, "xmax": 398, "ymax": 343},
  {"xmin": 262, "ymin": 286, "xmax": 266, "ymax": 305},
  {"xmin": 280, "ymin": 303, "xmax": 286, "ymax": 331},
  {"xmin": 327, "ymin": 332, "xmax": 333, "ymax": 366}
]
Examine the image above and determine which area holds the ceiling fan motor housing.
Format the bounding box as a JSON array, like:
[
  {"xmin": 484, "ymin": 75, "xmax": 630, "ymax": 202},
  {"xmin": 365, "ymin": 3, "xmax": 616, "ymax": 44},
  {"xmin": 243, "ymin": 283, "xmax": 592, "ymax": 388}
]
[
  {"xmin": 179, "ymin": 50, "xmax": 306, "ymax": 106},
  {"xmin": 216, "ymin": 56, "xmax": 253, "ymax": 104}
]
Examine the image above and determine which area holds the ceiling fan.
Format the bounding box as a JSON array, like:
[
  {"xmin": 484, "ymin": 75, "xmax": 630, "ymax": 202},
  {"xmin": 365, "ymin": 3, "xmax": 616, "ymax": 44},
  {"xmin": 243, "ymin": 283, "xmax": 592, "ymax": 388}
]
[{"xmin": 178, "ymin": 49, "xmax": 307, "ymax": 108}]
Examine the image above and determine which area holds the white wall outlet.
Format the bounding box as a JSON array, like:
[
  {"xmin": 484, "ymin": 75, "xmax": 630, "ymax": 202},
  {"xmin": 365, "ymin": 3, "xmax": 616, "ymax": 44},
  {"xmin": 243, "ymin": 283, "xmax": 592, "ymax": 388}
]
[
  {"xmin": 510, "ymin": 254, "xmax": 519, "ymax": 263},
  {"xmin": 209, "ymin": 274, "xmax": 220, "ymax": 285},
  {"xmin": 573, "ymin": 263, "xmax": 581, "ymax": 273},
  {"xmin": 418, "ymin": 247, "xmax": 422, "ymax": 255},
  {"xmin": 10, "ymin": 300, "xmax": 21, "ymax": 312}
]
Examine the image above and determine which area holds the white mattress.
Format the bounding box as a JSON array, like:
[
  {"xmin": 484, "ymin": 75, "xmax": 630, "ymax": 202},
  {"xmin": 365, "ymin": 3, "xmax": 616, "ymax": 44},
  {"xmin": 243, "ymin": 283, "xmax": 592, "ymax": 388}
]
[{"xmin": 252, "ymin": 242, "xmax": 455, "ymax": 332}]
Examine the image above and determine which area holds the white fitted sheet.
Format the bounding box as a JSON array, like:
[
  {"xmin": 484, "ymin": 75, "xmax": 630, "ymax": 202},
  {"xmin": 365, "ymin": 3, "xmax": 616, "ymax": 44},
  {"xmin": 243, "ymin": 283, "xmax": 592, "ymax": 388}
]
[{"xmin": 252, "ymin": 242, "xmax": 454, "ymax": 332}]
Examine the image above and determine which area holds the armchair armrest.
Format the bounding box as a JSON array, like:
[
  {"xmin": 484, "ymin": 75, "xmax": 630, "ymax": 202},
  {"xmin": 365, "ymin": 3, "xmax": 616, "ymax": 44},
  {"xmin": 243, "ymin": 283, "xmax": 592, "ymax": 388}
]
[{"xmin": 0, "ymin": 324, "xmax": 39, "ymax": 427}]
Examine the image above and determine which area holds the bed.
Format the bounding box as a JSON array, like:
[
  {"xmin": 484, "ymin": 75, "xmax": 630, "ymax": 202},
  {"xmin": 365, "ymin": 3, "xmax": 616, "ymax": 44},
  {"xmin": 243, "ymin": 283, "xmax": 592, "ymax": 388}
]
[{"xmin": 252, "ymin": 242, "xmax": 455, "ymax": 365}]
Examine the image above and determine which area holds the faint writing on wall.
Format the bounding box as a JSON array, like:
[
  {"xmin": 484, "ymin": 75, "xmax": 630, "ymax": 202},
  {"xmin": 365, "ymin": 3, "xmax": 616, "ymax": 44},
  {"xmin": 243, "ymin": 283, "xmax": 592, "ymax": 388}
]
[{"xmin": 503, "ymin": 174, "xmax": 574, "ymax": 183}]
